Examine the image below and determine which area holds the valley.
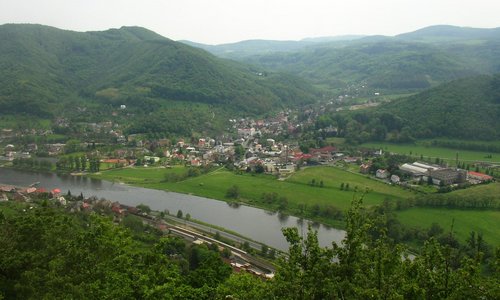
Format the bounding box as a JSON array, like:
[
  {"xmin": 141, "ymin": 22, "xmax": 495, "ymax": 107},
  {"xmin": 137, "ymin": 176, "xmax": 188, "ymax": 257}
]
[{"xmin": 1, "ymin": 21, "xmax": 499, "ymax": 298}]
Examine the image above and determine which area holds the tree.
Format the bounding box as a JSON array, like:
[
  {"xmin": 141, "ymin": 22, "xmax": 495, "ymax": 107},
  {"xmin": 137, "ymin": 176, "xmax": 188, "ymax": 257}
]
[
  {"xmin": 226, "ymin": 185, "xmax": 240, "ymax": 199},
  {"xmin": 216, "ymin": 273, "xmax": 269, "ymax": 300},
  {"xmin": 273, "ymin": 226, "xmax": 335, "ymax": 299},
  {"xmin": 187, "ymin": 245, "xmax": 232, "ymax": 288},
  {"xmin": 261, "ymin": 244, "xmax": 268, "ymax": 257},
  {"xmin": 185, "ymin": 213, "xmax": 191, "ymax": 221},
  {"xmin": 136, "ymin": 203, "xmax": 151, "ymax": 214},
  {"xmin": 74, "ymin": 156, "xmax": 80, "ymax": 171},
  {"xmin": 177, "ymin": 210, "xmax": 183, "ymax": 218},
  {"xmin": 254, "ymin": 163, "xmax": 265, "ymax": 174},
  {"xmin": 80, "ymin": 155, "xmax": 87, "ymax": 171}
]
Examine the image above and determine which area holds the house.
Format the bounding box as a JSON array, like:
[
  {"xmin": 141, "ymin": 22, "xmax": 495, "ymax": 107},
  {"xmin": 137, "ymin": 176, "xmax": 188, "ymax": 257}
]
[
  {"xmin": 0, "ymin": 185, "xmax": 16, "ymax": 193},
  {"xmin": 198, "ymin": 139, "xmax": 206, "ymax": 148},
  {"xmin": 190, "ymin": 159, "xmax": 202, "ymax": 167},
  {"xmin": 467, "ymin": 171, "xmax": 493, "ymax": 183},
  {"xmin": 376, "ymin": 169, "xmax": 389, "ymax": 179},
  {"xmin": 143, "ymin": 156, "xmax": 160, "ymax": 163},
  {"xmin": 57, "ymin": 196, "xmax": 67, "ymax": 206},
  {"xmin": 25, "ymin": 187, "xmax": 37, "ymax": 194},
  {"xmin": 237, "ymin": 128, "xmax": 256, "ymax": 137},
  {"xmin": 390, "ymin": 175, "xmax": 400, "ymax": 183},
  {"xmin": 343, "ymin": 157, "xmax": 360, "ymax": 164},
  {"xmin": 359, "ymin": 163, "xmax": 371, "ymax": 174},
  {"xmin": 309, "ymin": 146, "xmax": 337, "ymax": 156}
]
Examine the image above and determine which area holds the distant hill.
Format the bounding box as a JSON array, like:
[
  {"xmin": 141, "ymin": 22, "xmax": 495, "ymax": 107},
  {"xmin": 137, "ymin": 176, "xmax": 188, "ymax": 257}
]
[
  {"xmin": 396, "ymin": 25, "xmax": 500, "ymax": 42},
  {"xmin": 198, "ymin": 25, "xmax": 500, "ymax": 93},
  {"xmin": 0, "ymin": 24, "xmax": 319, "ymax": 124},
  {"xmin": 180, "ymin": 35, "xmax": 365, "ymax": 59}
]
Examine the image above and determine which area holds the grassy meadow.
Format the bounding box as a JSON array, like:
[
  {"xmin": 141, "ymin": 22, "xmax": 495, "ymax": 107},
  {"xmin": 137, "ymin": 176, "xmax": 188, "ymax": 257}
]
[
  {"xmin": 96, "ymin": 165, "xmax": 414, "ymax": 211},
  {"xmin": 397, "ymin": 208, "xmax": 500, "ymax": 246}
]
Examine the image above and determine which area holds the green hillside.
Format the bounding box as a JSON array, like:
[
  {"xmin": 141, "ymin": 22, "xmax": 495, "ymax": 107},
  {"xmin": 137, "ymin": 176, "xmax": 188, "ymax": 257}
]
[
  {"xmin": 315, "ymin": 74, "xmax": 500, "ymax": 143},
  {"xmin": 0, "ymin": 24, "xmax": 319, "ymax": 124},
  {"xmin": 381, "ymin": 74, "xmax": 500, "ymax": 140}
]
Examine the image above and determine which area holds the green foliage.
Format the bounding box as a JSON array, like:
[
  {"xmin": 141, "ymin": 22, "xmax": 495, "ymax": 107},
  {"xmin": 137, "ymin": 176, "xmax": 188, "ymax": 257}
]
[
  {"xmin": 215, "ymin": 273, "xmax": 270, "ymax": 300},
  {"xmin": 322, "ymin": 74, "xmax": 500, "ymax": 143},
  {"xmin": 187, "ymin": 244, "xmax": 232, "ymax": 288},
  {"xmin": 380, "ymin": 74, "xmax": 500, "ymax": 140},
  {"xmin": 12, "ymin": 158, "xmax": 53, "ymax": 171},
  {"xmin": 0, "ymin": 24, "xmax": 318, "ymax": 135},
  {"xmin": 136, "ymin": 203, "xmax": 151, "ymax": 213},
  {"xmin": 274, "ymin": 197, "xmax": 500, "ymax": 299},
  {"xmin": 0, "ymin": 206, "xmax": 181, "ymax": 299},
  {"xmin": 225, "ymin": 185, "xmax": 240, "ymax": 199}
]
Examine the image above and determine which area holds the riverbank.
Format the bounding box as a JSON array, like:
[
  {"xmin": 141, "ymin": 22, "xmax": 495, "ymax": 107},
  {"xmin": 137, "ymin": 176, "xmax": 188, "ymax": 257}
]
[
  {"xmin": 0, "ymin": 167, "xmax": 345, "ymax": 251},
  {"xmin": 90, "ymin": 165, "xmax": 500, "ymax": 246}
]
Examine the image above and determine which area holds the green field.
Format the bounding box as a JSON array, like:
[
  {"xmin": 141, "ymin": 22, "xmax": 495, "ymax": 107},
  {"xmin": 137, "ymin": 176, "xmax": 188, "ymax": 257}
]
[
  {"xmin": 97, "ymin": 166, "xmax": 414, "ymax": 211},
  {"xmin": 95, "ymin": 166, "xmax": 188, "ymax": 183},
  {"xmin": 362, "ymin": 142, "xmax": 500, "ymax": 163},
  {"xmin": 397, "ymin": 208, "xmax": 500, "ymax": 246},
  {"xmin": 94, "ymin": 165, "xmax": 500, "ymax": 246}
]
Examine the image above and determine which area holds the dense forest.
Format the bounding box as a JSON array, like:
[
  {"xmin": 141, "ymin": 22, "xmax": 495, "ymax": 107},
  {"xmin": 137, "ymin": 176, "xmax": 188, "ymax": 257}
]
[
  {"xmin": 1, "ymin": 197, "xmax": 498, "ymax": 299},
  {"xmin": 0, "ymin": 24, "xmax": 319, "ymax": 133},
  {"xmin": 310, "ymin": 74, "xmax": 500, "ymax": 143}
]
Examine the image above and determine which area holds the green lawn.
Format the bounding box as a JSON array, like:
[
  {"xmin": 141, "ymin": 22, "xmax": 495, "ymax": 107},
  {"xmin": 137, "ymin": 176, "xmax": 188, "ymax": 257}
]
[
  {"xmin": 96, "ymin": 165, "xmax": 414, "ymax": 213},
  {"xmin": 449, "ymin": 181, "xmax": 500, "ymax": 200},
  {"xmin": 362, "ymin": 142, "xmax": 500, "ymax": 163},
  {"xmin": 94, "ymin": 166, "xmax": 187, "ymax": 183},
  {"xmin": 397, "ymin": 208, "xmax": 500, "ymax": 246}
]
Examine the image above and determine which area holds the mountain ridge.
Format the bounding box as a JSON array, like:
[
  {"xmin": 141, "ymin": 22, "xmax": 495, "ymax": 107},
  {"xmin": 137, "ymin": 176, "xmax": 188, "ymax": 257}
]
[{"xmin": 0, "ymin": 24, "xmax": 319, "ymax": 121}]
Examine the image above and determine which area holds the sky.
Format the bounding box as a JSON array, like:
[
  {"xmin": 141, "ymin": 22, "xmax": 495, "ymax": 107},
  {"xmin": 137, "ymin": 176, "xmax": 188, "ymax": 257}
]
[{"xmin": 1, "ymin": 0, "xmax": 500, "ymax": 45}]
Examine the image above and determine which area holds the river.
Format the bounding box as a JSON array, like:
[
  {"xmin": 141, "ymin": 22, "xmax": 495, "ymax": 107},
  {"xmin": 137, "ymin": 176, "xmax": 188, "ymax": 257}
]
[{"xmin": 0, "ymin": 168, "xmax": 345, "ymax": 251}]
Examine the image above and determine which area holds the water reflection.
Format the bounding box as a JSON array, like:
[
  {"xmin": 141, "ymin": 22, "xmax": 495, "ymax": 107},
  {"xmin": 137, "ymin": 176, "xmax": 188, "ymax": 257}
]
[
  {"xmin": 277, "ymin": 212, "xmax": 289, "ymax": 223},
  {"xmin": 227, "ymin": 202, "xmax": 240, "ymax": 209}
]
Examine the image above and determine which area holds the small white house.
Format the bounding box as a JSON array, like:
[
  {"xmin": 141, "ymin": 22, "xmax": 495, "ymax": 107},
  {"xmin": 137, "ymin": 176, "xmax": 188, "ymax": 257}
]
[
  {"xmin": 390, "ymin": 175, "xmax": 400, "ymax": 183},
  {"xmin": 376, "ymin": 169, "xmax": 389, "ymax": 179}
]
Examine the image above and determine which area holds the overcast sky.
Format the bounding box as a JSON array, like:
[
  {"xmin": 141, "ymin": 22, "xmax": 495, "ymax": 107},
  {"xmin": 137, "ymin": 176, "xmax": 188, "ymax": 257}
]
[{"xmin": 1, "ymin": 0, "xmax": 499, "ymax": 44}]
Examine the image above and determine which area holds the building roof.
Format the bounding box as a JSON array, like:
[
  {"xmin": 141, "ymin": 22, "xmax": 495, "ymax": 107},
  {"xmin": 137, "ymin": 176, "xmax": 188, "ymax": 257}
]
[
  {"xmin": 468, "ymin": 171, "xmax": 493, "ymax": 180},
  {"xmin": 400, "ymin": 163, "xmax": 428, "ymax": 175}
]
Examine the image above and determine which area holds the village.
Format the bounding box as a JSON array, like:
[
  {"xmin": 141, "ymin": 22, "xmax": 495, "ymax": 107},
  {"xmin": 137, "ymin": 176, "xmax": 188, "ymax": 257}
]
[{"xmin": 0, "ymin": 105, "xmax": 496, "ymax": 193}]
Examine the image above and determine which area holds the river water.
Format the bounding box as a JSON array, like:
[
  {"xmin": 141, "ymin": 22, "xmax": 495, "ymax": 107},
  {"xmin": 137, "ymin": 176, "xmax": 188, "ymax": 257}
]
[{"xmin": 0, "ymin": 168, "xmax": 345, "ymax": 251}]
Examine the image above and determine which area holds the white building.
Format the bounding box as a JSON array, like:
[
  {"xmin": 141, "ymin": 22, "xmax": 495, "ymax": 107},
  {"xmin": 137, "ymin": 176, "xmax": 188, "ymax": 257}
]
[{"xmin": 376, "ymin": 169, "xmax": 389, "ymax": 179}]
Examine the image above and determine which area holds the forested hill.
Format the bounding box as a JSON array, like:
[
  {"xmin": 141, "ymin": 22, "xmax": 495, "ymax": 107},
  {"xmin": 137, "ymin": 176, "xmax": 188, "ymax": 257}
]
[
  {"xmin": 0, "ymin": 24, "xmax": 319, "ymax": 118},
  {"xmin": 380, "ymin": 74, "xmax": 500, "ymax": 140},
  {"xmin": 225, "ymin": 25, "xmax": 500, "ymax": 92},
  {"xmin": 324, "ymin": 74, "xmax": 500, "ymax": 144}
]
